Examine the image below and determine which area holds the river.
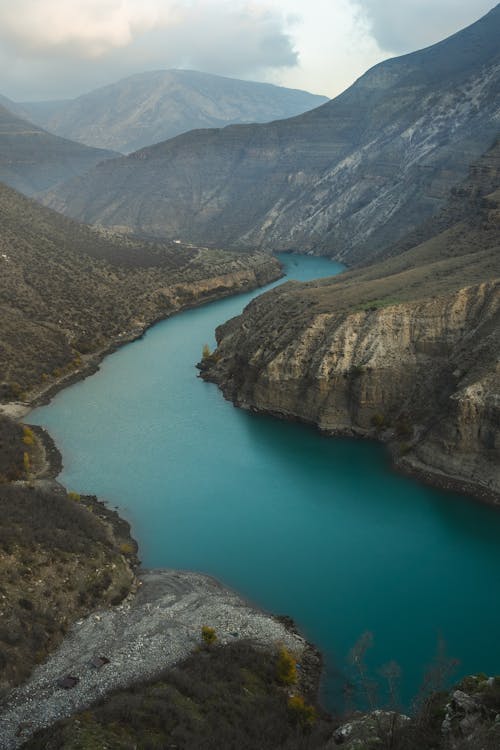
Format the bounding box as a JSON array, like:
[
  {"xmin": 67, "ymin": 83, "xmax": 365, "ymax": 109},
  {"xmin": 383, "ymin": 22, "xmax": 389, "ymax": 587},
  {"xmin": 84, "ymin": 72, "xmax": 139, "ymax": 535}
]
[{"xmin": 30, "ymin": 253, "xmax": 500, "ymax": 709}]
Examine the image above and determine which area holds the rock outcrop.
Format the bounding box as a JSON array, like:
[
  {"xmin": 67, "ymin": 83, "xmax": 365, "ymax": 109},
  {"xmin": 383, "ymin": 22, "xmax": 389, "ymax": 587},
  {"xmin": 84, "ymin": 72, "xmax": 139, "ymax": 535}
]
[
  {"xmin": 204, "ymin": 280, "xmax": 500, "ymax": 500},
  {"xmin": 42, "ymin": 6, "xmax": 500, "ymax": 265},
  {"xmin": 201, "ymin": 141, "xmax": 500, "ymax": 500}
]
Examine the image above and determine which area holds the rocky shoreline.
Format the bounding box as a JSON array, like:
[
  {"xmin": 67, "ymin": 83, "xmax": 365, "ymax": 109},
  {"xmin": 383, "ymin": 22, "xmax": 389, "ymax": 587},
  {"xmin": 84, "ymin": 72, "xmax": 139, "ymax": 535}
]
[
  {"xmin": 200, "ymin": 276, "xmax": 500, "ymax": 507},
  {"xmin": 0, "ymin": 260, "xmax": 330, "ymax": 747},
  {"xmin": 0, "ymin": 569, "xmax": 318, "ymax": 749}
]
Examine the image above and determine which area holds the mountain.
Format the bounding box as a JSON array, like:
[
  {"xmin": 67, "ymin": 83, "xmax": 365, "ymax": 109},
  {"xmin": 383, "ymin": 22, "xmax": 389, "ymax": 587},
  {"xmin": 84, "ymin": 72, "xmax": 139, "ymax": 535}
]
[
  {"xmin": 0, "ymin": 181, "xmax": 279, "ymax": 400},
  {"xmin": 0, "ymin": 104, "xmax": 117, "ymax": 195},
  {"xmin": 200, "ymin": 139, "xmax": 500, "ymax": 500},
  {"xmin": 42, "ymin": 6, "xmax": 500, "ymax": 264},
  {"xmin": 13, "ymin": 70, "xmax": 328, "ymax": 154}
]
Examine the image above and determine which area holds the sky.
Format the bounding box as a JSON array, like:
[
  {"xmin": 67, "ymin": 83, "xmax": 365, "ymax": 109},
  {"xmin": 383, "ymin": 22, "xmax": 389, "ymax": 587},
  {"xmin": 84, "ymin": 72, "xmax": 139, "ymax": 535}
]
[{"xmin": 0, "ymin": 0, "xmax": 495, "ymax": 101}]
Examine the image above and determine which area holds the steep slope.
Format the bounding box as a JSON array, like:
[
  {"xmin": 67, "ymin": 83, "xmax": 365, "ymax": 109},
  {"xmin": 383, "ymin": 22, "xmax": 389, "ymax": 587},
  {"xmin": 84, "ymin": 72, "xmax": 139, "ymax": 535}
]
[
  {"xmin": 201, "ymin": 142, "xmax": 500, "ymax": 500},
  {"xmin": 0, "ymin": 182, "xmax": 280, "ymax": 400},
  {"xmin": 0, "ymin": 105, "xmax": 117, "ymax": 196},
  {"xmin": 42, "ymin": 6, "xmax": 500, "ymax": 263},
  {"xmin": 14, "ymin": 70, "xmax": 328, "ymax": 154}
]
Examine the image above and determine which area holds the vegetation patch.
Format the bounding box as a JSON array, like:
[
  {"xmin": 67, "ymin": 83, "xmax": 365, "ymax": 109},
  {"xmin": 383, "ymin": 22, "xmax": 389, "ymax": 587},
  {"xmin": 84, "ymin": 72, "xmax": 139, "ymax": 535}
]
[
  {"xmin": 0, "ymin": 483, "xmax": 135, "ymax": 694},
  {"xmin": 23, "ymin": 641, "xmax": 334, "ymax": 749}
]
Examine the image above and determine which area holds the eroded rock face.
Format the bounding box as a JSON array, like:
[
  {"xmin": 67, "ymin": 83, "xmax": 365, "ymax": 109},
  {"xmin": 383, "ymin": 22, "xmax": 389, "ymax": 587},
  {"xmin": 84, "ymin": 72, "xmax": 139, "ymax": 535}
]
[{"xmin": 204, "ymin": 280, "xmax": 500, "ymax": 500}]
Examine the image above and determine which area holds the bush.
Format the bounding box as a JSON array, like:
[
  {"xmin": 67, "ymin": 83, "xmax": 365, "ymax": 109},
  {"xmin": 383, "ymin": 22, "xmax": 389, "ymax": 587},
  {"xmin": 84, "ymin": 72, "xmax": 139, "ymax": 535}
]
[
  {"xmin": 201, "ymin": 626, "xmax": 217, "ymax": 646},
  {"xmin": 371, "ymin": 413, "xmax": 386, "ymax": 430},
  {"xmin": 288, "ymin": 695, "xmax": 317, "ymax": 727},
  {"xmin": 22, "ymin": 427, "xmax": 35, "ymax": 446},
  {"xmin": 276, "ymin": 646, "xmax": 297, "ymax": 685}
]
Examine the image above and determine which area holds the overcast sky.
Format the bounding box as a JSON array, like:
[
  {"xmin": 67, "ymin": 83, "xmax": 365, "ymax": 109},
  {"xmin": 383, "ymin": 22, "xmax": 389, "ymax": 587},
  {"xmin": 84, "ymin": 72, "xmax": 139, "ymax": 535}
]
[{"xmin": 0, "ymin": 0, "xmax": 495, "ymax": 101}]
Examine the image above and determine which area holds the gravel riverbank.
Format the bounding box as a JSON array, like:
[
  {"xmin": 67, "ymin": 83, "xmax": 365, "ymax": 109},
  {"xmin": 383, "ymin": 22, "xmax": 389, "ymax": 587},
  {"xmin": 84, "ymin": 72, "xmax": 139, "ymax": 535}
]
[{"xmin": 0, "ymin": 569, "xmax": 309, "ymax": 749}]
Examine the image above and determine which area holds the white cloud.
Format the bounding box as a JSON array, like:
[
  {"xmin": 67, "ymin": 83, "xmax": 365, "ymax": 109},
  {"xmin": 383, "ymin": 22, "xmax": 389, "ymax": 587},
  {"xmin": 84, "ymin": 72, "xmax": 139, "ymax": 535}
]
[
  {"xmin": 266, "ymin": 0, "xmax": 382, "ymax": 97},
  {"xmin": 0, "ymin": 0, "xmax": 299, "ymax": 99},
  {"xmin": 0, "ymin": 0, "xmax": 494, "ymax": 101},
  {"xmin": 0, "ymin": 0, "xmax": 175, "ymax": 58},
  {"xmin": 353, "ymin": 0, "xmax": 495, "ymax": 54}
]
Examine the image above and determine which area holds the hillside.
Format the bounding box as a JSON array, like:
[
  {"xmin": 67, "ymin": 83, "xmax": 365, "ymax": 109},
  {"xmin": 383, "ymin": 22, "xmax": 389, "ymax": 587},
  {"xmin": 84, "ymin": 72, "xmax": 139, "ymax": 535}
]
[
  {"xmin": 0, "ymin": 181, "xmax": 280, "ymax": 401},
  {"xmin": 0, "ymin": 412, "xmax": 138, "ymax": 694},
  {"xmin": 201, "ymin": 140, "xmax": 500, "ymax": 500},
  {"xmin": 0, "ymin": 105, "xmax": 117, "ymax": 196},
  {"xmin": 12, "ymin": 70, "xmax": 328, "ymax": 154},
  {"xmin": 42, "ymin": 6, "xmax": 500, "ymax": 265}
]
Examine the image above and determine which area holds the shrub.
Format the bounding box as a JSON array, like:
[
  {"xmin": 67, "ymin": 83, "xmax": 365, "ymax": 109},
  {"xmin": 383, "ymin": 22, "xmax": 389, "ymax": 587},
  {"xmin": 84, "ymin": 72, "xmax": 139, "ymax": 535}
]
[
  {"xmin": 371, "ymin": 413, "xmax": 386, "ymax": 430},
  {"xmin": 119, "ymin": 542, "xmax": 135, "ymax": 555},
  {"xmin": 22, "ymin": 427, "xmax": 35, "ymax": 446},
  {"xmin": 202, "ymin": 343, "xmax": 213, "ymax": 360},
  {"xmin": 23, "ymin": 451, "xmax": 31, "ymax": 477},
  {"xmin": 288, "ymin": 695, "xmax": 317, "ymax": 727},
  {"xmin": 201, "ymin": 626, "xmax": 217, "ymax": 646},
  {"xmin": 276, "ymin": 646, "xmax": 297, "ymax": 685}
]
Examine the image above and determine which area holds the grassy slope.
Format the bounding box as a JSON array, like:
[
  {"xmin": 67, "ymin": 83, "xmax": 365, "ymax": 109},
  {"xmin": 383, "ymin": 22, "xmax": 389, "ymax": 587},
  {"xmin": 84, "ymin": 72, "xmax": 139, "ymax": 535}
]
[{"xmin": 0, "ymin": 181, "xmax": 279, "ymax": 397}]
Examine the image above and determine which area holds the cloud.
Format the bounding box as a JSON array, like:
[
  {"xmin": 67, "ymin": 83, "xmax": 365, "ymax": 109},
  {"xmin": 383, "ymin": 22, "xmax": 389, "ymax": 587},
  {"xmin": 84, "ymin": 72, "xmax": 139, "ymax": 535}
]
[
  {"xmin": 0, "ymin": 0, "xmax": 297, "ymax": 99},
  {"xmin": 353, "ymin": 0, "xmax": 495, "ymax": 54},
  {"xmin": 0, "ymin": 0, "xmax": 174, "ymax": 58}
]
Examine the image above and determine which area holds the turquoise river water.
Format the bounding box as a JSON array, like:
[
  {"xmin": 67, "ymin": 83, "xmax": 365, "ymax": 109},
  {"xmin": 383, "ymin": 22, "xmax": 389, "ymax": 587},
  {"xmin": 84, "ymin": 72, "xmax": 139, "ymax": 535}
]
[{"xmin": 30, "ymin": 254, "xmax": 500, "ymax": 709}]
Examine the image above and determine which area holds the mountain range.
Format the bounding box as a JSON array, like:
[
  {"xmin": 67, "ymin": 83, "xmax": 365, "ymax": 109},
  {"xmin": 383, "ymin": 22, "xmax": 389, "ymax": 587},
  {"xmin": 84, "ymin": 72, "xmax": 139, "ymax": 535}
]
[
  {"xmin": 41, "ymin": 5, "xmax": 500, "ymax": 265},
  {"xmin": 4, "ymin": 70, "xmax": 328, "ymax": 154}
]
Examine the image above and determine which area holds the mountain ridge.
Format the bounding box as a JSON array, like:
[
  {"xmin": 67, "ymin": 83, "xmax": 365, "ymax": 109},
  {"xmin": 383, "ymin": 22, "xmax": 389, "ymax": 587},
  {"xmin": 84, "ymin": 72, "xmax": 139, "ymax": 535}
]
[
  {"xmin": 0, "ymin": 180, "xmax": 280, "ymax": 401},
  {"xmin": 41, "ymin": 5, "xmax": 500, "ymax": 264},
  {"xmin": 8, "ymin": 69, "xmax": 328, "ymax": 154},
  {"xmin": 0, "ymin": 104, "xmax": 118, "ymax": 196}
]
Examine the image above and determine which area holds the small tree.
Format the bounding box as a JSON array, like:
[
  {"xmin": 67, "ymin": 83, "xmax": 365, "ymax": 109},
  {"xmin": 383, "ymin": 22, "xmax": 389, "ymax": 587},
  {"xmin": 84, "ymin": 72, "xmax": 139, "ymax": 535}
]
[
  {"xmin": 288, "ymin": 695, "xmax": 317, "ymax": 728},
  {"xmin": 201, "ymin": 625, "xmax": 217, "ymax": 646},
  {"xmin": 276, "ymin": 646, "xmax": 297, "ymax": 685},
  {"xmin": 23, "ymin": 426, "xmax": 35, "ymax": 446}
]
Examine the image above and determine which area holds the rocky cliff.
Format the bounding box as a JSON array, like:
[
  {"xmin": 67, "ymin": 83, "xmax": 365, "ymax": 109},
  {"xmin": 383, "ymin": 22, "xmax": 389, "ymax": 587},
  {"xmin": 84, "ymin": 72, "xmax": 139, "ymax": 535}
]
[
  {"xmin": 42, "ymin": 6, "xmax": 500, "ymax": 265},
  {"xmin": 201, "ymin": 141, "xmax": 500, "ymax": 500},
  {"xmin": 204, "ymin": 281, "xmax": 499, "ymax": 499}
]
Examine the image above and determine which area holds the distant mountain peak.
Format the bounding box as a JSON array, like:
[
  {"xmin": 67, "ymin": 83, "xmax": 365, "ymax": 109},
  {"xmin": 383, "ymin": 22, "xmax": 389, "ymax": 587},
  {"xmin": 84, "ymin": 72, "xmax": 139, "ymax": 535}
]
[{"xmin": 11, "ymin": 70, "xmax": 328, "ymax": 154}]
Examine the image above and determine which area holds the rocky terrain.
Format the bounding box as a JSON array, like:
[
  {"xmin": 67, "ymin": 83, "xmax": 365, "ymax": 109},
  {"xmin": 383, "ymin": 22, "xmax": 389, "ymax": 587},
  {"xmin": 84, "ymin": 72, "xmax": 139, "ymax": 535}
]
[
  {"xmin": 0, "ymin": 181, "xmax": 281, "ymax": 400},
  {"xmin": 41, "ymin": 6, "xmax": 500, "ymax": 265},
  {"xmin": 0, "ymin": 105, "xmax": 117, "ymax": 196},
  {"xmin": 201, "ymin": 140, "xmax": 500, "ymax": 500},
  {"xmin": 0, "ymin": 569, "xmax": 323, "ymax": 749},
  {"xmin": 5, "ymin": 70, "xmax": 328, "ymax": 154}
]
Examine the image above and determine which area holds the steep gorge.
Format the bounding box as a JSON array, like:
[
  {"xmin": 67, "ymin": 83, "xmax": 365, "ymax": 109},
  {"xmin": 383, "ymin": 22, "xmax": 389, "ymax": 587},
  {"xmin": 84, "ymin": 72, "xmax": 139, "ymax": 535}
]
[{"xmin": 202, "ymin": 142, "xmax": 500, "ymax": 500}]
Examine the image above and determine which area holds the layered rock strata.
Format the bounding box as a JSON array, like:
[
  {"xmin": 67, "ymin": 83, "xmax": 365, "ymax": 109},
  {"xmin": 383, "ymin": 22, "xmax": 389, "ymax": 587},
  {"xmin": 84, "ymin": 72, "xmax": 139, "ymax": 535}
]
[{"xmin": 203, "ymin": 280, "xmax": 500, "ymax": 501}]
